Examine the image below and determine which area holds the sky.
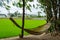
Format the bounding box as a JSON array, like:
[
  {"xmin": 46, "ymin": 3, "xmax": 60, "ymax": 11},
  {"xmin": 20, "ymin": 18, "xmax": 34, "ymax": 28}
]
[{"xmin": 0, "ymin": 0, "xmax": 46, "ymax": 16}]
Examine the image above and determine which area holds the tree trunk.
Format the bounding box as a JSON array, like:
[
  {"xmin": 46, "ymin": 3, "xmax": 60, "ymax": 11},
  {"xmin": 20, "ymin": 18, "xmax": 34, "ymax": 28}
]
[
  {"xmin": 59, "ymin": 0, "xmax": 60, "ymax": 19},
  {"xmin": 45, "ymin": 0, "xmax": 53, "ymax": 23},
  {"xmin": 20, "ymin": 0, "xmax": 25, "ymax": 38},
  {"xmin": 51, "ymin": 0, "xmax": 58, "ymax": 31}
]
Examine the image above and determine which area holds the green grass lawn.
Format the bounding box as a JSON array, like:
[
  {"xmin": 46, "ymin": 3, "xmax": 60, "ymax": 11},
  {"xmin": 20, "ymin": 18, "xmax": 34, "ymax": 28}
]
[{"xmin": 0, "ymin": 18, "xmax": 46, "ymax": 38}]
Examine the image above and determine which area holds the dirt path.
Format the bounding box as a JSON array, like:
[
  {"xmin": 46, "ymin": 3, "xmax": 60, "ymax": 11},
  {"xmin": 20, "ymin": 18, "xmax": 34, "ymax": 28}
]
[
  {"xmin": 0, "ymin": 33, "xmax": 46, "ymax": 40},
  {"xmin": 0, "ymin": 33, "xmax": 60, "ymax": 40}
]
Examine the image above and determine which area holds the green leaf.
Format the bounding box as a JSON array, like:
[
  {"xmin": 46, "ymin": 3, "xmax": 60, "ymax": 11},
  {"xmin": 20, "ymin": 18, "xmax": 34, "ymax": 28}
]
[
  {"xmin": 40, "ymin": 5, "xmax": 45, "ymax": 8},
  {"xmin": 29, "ymin": 4, "xmax": 32, "ymax": 7},
  {"xmin": 5, "ymin": 5, "xmax": 10, "ymax": 10},
  {"xmin": 5, "ymin": 7, "xmax": 10, "ymax": 10},
  {"xmin": 25, "ymin": 0, "xmax": 29, "ymax": 2},
  {"xmin": 36, "ymin": 4, "xmax": 41, "ymax": 6},
  {"xmin": 7, "ymin": 5, "xmax": 10, "ymax": 8},
  {"xmin": 12, "ymin": 2, "xmax": 16, "ymax": 6},
  {"xmin": 17, "ymin": 2, "xmax": 23, "ymax": 8},
  {"xmin": 26, "ymin": 5, "xmax": 32, "ymax": 12},
  {"xmin": 36, "ymin": 7, "xmax": 38, "ymax": 9},
  {"xmin": 37, "ymin": 0, "xmax": 46, "ymax": 6},
  {"xmin": 29, "ymin": 0, "xmax": 33, "ymax": 2},
  {"xmin": 33, "ymin": 4, "xmax": 35, "ymax": 8}
]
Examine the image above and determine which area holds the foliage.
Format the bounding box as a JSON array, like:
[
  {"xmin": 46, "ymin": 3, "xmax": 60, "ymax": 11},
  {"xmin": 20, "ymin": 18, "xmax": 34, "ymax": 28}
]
[
  {"xmin": 17, "ymin": 2, "xmax": 23, "ymax": 8},
  {"xmin": 26, "ymin": 5, "xmax": 31, "ymax": 12},
  {"xmin": 8, "ymin": 13, "xmax": 15, "ymax": 17},
  {"xmin": 38, "ymin": 11, "xmax": 41, "ymax": 17},
  {"xmin": 37, "ymin": 0, "xmax": 60, "ymax": 32},
  {"xmin": 28, "ymin": 0, "xmax": 34, "ymax": 2},
  {"xmin": 37, "ymin": 0, "xmax": 46, "ymax": 6}
]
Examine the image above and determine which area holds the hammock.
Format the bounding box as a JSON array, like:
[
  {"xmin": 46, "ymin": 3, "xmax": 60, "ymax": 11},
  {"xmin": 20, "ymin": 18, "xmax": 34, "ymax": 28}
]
[{"xmin": 9, "ymin": 18, "xmax": 51, "ymax": 35}]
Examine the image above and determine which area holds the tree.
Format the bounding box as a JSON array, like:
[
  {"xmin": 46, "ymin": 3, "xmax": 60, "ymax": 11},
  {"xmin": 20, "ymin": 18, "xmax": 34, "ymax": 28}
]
[
  {"xmin": 8, "ymin": 13, "xmax": 15, "ymax": 17},
  {"xmin": 14, "ymin": 11, "xmax": 18, "ymax": 17},
  {"xmin": 38, "ymin": 0, "xmax": 60, "ymax": 35},
  {"xmin": 59, "ymin": 0, "xmax": 60, "ymax": 19},
  {"xmin": 38, "ymin": 11, "xmax": 41, "ymax": 17}
]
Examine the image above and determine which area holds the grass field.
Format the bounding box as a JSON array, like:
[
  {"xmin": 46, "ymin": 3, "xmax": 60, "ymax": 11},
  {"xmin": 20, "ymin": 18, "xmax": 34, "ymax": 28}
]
[{"xmin": 0, "ymin": 18, "xmax": 46, "ymax": 38}]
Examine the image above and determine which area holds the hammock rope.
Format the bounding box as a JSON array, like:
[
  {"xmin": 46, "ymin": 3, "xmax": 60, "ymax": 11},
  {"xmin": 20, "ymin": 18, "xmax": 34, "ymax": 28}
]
[{"xmin": 9, "ymin": 17, "xmax": 53, "ymax": 35}]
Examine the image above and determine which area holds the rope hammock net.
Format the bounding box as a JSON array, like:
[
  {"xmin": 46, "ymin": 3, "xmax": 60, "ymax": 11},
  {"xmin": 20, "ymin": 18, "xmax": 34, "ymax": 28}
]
[{"xmin": 9, "ymin": 17, "xmax": 53, "ymax": 35}]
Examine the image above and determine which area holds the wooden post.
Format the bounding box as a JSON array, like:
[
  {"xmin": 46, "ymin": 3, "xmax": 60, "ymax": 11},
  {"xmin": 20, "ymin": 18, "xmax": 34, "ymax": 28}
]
[{"xmin": 20, "ymin": 0, "xmax": 25, "ymax": 38}]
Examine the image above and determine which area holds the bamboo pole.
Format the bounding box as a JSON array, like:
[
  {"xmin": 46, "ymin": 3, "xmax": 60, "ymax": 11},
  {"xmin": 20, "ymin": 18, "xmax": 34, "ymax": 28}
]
[{"xmin": 20, "ymin": 0, "xmax": 25, "ymax": 38}]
